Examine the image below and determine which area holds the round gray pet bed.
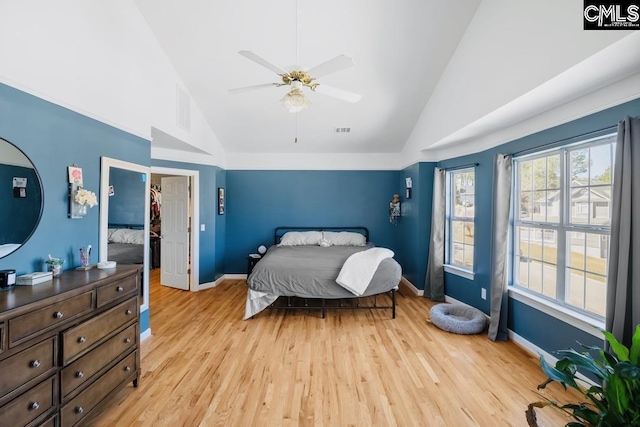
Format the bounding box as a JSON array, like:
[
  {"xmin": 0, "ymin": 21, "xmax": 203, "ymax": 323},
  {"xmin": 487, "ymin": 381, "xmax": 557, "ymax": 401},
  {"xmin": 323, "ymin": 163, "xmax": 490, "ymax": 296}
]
[{"xmin": 429, "ymin": 303, "xmax": 487, "ymax": 335}]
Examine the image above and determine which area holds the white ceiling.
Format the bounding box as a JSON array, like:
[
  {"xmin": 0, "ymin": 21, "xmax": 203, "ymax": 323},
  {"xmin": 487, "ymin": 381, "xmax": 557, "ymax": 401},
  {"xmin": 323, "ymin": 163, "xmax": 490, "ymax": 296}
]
[
  {"xmin": 134, "ymin": 0, "xmax": 640, "ymax": 160},
  {"xmin": 134, "ymin": 0, "xmax": 481, "ymax": 154}
]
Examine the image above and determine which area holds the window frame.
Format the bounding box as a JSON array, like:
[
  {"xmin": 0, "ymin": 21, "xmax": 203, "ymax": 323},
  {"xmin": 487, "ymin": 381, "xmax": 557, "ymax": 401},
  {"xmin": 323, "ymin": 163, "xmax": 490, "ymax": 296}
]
[
  {"xmin": 445, "ymin": 167, "xmax": 476, "ymax": 278},
  {"xmin": 511, "ymin": 133, "xmax": 616, "ymax": 322}
]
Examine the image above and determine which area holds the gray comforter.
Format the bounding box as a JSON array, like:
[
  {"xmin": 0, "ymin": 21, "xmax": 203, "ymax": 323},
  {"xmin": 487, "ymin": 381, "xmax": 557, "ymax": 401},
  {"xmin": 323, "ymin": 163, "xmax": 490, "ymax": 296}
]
[{"xmin": 247, "ymin": 245, "xmax": 401, "ymax": 299}]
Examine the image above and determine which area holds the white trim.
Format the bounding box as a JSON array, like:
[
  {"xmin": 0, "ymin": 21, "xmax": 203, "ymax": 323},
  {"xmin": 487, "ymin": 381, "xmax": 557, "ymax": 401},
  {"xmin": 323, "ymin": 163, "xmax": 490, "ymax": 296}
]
[
  {"xmin": 509, "ymin": 286, "xmax": 604, "ymax": 338},
  {"xmin": 224, "ymin": 274, "xmax": 248, "ymax": 280},
  {"xmin": 508, "ymin": 329, "xmax": 597, "ymax": 386},
  {"xmin": 140, "ymin": 328, "xmax": 152, "ymax": 342},
  {"xmin": 150, "ymin": 166, "xmax": 200, "ymax": 292},
  {"xmin": 100, "ymin": 157, "xmax": 151, "ymax": 312},
  {"xmin": 443, "ymin": 264, "xmax": 475, "ymax": 280},
  {"xmin": 400, "ymin": 277, "xmax": 423, "ymax": 296}
]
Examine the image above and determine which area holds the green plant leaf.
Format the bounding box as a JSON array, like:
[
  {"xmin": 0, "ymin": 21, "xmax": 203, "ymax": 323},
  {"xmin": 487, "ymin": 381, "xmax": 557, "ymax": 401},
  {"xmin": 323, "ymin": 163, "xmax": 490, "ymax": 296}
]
[
  {"xmin": 630, "ymin": 324, "xmax": 640, "ymax": 365},
  {"xmin": 603, "ymin": 330, "xmax": 630, "ymax": 361},
  {"xmin": 605, "ymin": 375, "xmax": 630, "ymax": 418},
  {"xmin": 538, "ymin": 355, "xmax": 579, "ymax": 390},
  {"xmin": 555, "ymin": 349, "xmax": 608, "ymax": 379},
  {"xmin": 614, "ymin": 361, "xmax": 640, "ymax": 380}
]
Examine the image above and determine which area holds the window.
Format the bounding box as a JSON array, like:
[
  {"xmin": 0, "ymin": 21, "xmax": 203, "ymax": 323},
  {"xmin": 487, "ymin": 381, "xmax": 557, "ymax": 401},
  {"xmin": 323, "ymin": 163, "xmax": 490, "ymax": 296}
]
[
  {"xmin": 446, "ymin": 168, "xmax": 475, "ymax": 272},
  {"xmin": 513, "ymin": 134, "xmax": 616, "ymax": 319}
]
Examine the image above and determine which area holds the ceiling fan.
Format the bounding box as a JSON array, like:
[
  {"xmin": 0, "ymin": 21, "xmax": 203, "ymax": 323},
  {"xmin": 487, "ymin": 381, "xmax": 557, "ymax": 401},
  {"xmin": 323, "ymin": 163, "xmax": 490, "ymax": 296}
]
[{"xmin": 229, "ymin": 50, "xmax": 362, "ymax": 112}]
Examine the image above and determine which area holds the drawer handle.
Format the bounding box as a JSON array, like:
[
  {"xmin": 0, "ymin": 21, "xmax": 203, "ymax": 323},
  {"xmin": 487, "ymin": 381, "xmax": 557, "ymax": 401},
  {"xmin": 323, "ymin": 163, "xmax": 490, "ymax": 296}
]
[
  {"xmin": 77, "ymin": 336, "xmax": 86, "ymax": 344},
  {"xmin": 116, "ymin": 286, "xmax": 124, "ymax": 292},
  {"xmin": 53, "ymin": 311, "xmax": 64, "ymax": 319},
  {"xmin": 29, "ymin": 360, "xmax": 41, "ymax": 368},
  {"xmin": 125, "ymin": 309, "xmax": 132, "ymax": 315},
  {"xmin": 124, "ymin": 366, "xmax": 131, "ymax": 372},
  {"xmin": 29, "ymin": 402, "xmax": 40, "ymax": 411},
  {"xmin": 75, "ymin": 406, "xmax": 84, "ymax": 414},
  {"xmin": 75, "ymin": 371, "xmax": 84, "ymax": 378},
  {"xmin": 124, "ymin": 338, "xmax": 131, "ymax": 344}
]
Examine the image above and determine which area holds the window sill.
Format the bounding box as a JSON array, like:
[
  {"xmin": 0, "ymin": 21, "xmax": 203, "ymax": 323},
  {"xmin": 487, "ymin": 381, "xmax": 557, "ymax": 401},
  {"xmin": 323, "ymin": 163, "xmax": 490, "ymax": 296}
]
[
  {"xmin": 508, "ymin": 286, "xmax": 605, "ymax": 338},
  {"xmin": 444, "ymin": 264, "xmax": 474, "ymax": 281}
]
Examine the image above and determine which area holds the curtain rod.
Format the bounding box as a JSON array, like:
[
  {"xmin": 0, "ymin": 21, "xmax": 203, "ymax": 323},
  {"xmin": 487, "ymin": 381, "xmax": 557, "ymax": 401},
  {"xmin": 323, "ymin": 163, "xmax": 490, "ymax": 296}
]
[
  {"xmin": 509, "ymin": 124, "xmax": 618, "ymax": 158},
  {"xmin": 439, "ymin": 162, "xmax": 479, "ymax": 172}
]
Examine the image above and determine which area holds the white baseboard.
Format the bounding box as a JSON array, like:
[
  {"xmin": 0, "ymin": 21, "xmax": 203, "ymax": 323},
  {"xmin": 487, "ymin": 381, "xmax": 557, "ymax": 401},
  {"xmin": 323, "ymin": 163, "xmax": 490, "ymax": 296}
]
[
  {"xmin": 400, "ymin": 277, "xmax": 423, "ymax": 296},
  {"xmin": 196, "ymin": 274, "xmax": 247, "ymax": 291},
  {"xmin": 140, "ymin": 328, "xmax": 151, "ymax": 342}
]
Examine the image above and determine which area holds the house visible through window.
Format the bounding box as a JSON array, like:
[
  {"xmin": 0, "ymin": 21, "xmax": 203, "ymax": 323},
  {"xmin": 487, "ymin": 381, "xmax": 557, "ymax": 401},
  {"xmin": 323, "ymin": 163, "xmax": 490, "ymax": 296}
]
[
  {"xmin": 446, "ymin": 168, "xmax": 475, "ymax": 271},
  {"xmin": 513, "ymin": 134, "xmax": 616, "ymax": 318}
]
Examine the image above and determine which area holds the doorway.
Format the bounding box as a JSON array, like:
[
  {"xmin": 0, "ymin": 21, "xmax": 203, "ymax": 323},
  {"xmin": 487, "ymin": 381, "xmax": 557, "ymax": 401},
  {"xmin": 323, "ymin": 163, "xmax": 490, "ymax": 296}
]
[{"xmin": 151, "ymin": 166, "xmax": 200, "ymax": 291}]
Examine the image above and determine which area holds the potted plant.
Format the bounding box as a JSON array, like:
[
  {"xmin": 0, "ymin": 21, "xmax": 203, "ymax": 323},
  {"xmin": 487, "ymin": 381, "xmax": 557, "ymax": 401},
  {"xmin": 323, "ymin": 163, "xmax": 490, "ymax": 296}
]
[
  {"xmin": 45, "ymin": 255, "xmax": 64, "ymax": 277},
  {"xmin": 526, "ymin": 325, "xmax": 640, "ymax": 426}
]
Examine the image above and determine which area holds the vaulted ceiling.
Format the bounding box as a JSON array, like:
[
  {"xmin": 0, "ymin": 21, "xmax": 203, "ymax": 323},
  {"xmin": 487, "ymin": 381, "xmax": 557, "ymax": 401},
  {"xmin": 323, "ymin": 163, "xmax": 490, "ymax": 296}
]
[{"xmin": 134, "ymin": 0, "xmax": 640, "ymax": 161}]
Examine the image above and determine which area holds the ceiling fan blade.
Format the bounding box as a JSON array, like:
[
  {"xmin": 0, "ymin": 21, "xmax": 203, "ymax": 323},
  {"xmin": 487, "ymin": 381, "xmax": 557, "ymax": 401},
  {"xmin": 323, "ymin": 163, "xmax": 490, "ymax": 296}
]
[
  {"xmin": 307, "ymin": 55, "xmax": 355, "ymax": 79},
  {"xmin": 238, "ymin": 50, "xmax": 288, "ymax": 75},
  {"xmin": 313, "ymin": 84, "xmax": 361, "ymax": 103},
  {"xmin": 228, "ymin": 83, "xmax": 280, "ymax": 94}
]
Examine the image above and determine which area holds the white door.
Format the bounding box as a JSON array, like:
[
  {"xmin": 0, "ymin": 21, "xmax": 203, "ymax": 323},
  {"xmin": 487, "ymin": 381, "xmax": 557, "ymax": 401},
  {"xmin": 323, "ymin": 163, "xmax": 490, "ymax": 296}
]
[{"xmin": 160, "ymin": 176, "xmax": 190, "ymax": 290}]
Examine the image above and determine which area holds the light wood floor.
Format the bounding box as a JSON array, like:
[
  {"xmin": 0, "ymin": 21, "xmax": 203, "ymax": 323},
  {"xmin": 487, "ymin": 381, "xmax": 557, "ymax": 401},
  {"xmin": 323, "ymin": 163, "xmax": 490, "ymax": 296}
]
[{"xmin": 92, "ymin": 270, "xmax": 577, "ymax": 426}]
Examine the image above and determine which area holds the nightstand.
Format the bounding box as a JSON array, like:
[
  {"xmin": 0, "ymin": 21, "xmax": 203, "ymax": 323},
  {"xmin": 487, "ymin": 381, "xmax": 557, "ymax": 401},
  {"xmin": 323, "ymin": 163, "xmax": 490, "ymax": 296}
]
[{"xmin": 247, "ymin": 254, "xmax": 262, "ymax": 275}]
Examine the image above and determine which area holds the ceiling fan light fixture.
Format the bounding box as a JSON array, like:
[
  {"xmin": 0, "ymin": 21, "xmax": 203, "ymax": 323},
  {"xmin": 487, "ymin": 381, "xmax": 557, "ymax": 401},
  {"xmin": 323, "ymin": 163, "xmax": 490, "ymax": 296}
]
[{"xmin": 281, "ymin": 88, "xmax": 309, "ymax": 113}]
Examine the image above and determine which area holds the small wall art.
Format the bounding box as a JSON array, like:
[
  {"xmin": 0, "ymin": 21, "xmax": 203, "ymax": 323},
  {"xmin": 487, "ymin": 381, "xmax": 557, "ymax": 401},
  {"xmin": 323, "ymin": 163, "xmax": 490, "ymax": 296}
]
[{"xmin": 218, "ymin": 187, "xmax": 225, "ymax": 215}]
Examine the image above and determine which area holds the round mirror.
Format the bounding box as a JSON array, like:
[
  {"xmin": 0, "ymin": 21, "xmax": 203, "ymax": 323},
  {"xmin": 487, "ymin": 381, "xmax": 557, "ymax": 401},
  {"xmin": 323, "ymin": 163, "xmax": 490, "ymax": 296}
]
[{"xmin": 0, "ymin": 137, "xmax": 43, "ymax": 259}]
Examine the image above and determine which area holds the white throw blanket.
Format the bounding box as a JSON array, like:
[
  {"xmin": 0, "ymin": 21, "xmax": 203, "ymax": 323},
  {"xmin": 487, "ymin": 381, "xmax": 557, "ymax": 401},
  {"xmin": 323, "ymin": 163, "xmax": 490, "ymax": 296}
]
[{"xmin": 336, "ymin": 247, "xmax": 394, "ymax": 296}]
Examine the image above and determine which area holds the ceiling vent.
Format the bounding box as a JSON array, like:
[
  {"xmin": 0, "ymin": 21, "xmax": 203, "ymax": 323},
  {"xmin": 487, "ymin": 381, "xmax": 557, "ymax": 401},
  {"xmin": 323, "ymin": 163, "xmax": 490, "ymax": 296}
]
[
  {"xmin": 176, "ymin": 85, "xmax": 191, "ymax": 132},
  {"xmin": 334, "ymin": 127, "xmax": 351, "ymax": 133}
]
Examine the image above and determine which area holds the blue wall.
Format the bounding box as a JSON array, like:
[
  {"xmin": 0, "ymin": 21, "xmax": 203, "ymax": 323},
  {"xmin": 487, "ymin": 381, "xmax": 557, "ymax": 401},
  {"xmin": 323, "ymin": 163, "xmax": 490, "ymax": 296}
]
[
  {"xmin": 397, "ymin": 162, "xmax": 436, "ymax": 287},
  {"xmin": 150, "ymin": 159, "xmax": 225, "ymax": 283},
  {"xmin": 0, "ymin": 164, "xmax": 41, "ymax": 246},
  {"xmin": 0, "ymin": 83, "xmax": 150, "ymax": 274},
  {"xmin": 0, "ymin": 82, "xmax": 151, "ymax": 334},
  {"xmin": 108, "ymin": 167, "xmax": 146, "ymax": 226},
  {"xmin": 437, "ymin": 97, "xmax": 640, "ymax": 353},
  {"xmin": 225, "ymin": 170, "xmax": 401, "ymax": 273}
]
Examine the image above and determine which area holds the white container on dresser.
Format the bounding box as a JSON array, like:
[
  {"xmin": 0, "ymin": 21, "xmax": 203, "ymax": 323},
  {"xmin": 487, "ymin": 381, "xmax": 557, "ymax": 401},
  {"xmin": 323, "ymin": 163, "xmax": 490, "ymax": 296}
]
[{"xmin": 0, "ymin": 265, "xmax": 141, "ymax": 427}]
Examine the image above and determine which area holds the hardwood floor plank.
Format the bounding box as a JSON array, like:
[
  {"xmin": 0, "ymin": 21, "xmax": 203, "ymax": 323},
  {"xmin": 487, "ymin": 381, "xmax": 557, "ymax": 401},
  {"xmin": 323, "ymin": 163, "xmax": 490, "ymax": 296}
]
[{"xmin": 92, "ymin": 270, "xmax": 579, "ymax": 426}]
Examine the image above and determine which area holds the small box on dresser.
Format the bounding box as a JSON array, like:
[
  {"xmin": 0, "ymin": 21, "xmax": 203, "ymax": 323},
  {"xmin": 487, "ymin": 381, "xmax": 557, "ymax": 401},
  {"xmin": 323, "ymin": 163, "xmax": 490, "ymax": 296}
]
[{"xmin": 0, "ymin": 265, "xmax": 141, "ymax": 427}]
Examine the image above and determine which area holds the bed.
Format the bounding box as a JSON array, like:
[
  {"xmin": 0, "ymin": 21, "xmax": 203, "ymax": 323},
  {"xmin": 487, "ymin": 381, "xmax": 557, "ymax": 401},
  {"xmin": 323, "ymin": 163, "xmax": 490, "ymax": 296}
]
[
  {"xmin": 107, "ymin": 224, "xmax": 146, "ymax": 264},
  {"xmin": 245, "ymin": 227, "xmax": 402, "ymax": 319}
]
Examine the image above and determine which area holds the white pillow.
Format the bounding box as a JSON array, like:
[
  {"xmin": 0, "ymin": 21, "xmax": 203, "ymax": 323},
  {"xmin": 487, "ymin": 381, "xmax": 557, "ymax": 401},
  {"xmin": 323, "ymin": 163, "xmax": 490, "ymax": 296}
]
[
  {"xmin": 323, "ymin": 231, "xmax": 366, "ymax": 246},
  {"xmin": 278, "ymin": 231, "xmax": 323, "ymax": 246},
  {"xmin": 109, "ymin": 229, "xmax": 145, "ymax": 245}
]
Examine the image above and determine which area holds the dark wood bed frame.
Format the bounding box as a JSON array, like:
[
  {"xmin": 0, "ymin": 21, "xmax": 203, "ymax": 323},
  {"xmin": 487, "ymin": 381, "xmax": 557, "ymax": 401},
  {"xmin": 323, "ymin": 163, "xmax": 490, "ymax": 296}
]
[{"xmin": 263, "ymin": 226, "xmax": 396, "ymax": 319}]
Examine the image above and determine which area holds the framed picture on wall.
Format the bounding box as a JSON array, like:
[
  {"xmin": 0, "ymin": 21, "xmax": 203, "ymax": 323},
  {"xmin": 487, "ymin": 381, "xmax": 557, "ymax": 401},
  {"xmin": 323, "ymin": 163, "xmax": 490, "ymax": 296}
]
[{"xmin": 218, "ymin": 187, "xmax": 225, "ymax": 215}]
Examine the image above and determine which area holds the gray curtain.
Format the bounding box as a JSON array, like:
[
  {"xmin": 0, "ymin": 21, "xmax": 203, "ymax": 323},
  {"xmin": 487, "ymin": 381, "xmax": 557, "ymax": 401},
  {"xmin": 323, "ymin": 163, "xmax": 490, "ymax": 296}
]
[
  {"xmin": 488, "ymin": 154, "xmax": 512, "ymax": 341},
  {"xmin": 606, "ymin": 116, "xmax": 640, "ymax": 348},
  {"xmin": 425, "ymin": 168, "xmax": 446, "ymax": 301}
]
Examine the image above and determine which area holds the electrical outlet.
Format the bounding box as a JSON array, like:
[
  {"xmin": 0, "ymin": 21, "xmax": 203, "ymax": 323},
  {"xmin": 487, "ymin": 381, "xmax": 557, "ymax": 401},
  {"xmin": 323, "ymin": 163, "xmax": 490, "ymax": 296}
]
[
  {"xmin": 200, "ymin": 224, "xmax": 205, "ymax": 231},
  {"xmin": 481, "ymin": 288, "xmax": 487, "ymax": 300}
]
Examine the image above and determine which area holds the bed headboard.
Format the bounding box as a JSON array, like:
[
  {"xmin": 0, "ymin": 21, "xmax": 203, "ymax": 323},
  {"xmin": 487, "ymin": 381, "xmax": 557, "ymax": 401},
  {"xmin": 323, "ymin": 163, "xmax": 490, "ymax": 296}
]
[
  {"xmin": 274, "ymin": 226, "xmax": 369, "ymax": 245},
  {"xmin": 108, "ymin": 223, "xmax": 145, "ymax": 230}
]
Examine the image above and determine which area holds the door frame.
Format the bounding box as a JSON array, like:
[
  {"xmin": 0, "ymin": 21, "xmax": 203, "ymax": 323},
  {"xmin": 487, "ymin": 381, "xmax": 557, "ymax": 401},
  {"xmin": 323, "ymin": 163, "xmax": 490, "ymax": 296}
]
[
  {"xmin": 99, "ymin": 157, "xmax": 151, "ymax": 311},
  {"xmin": 151, "ymin": 166, "xmax": 200, "ymax": 291}
]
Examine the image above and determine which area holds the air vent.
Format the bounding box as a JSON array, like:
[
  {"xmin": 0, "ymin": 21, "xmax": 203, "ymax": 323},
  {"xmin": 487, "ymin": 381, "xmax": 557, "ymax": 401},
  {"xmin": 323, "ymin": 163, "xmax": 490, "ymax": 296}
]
[
  {"xmin": 176, "ymin": 85, "xmax": 191, "ymax": 132},
  {"xmin": 334, "ymin": 127, "xmax": 351, "ymax": 133}
]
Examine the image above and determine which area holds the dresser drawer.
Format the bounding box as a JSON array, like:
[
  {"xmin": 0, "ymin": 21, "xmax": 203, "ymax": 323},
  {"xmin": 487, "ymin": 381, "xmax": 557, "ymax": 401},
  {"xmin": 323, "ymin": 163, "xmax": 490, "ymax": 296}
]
[
  {"xmin": 8, "ymin": 292, "xmax": 94, "ymax": 347},
  {"xmin": 0, "ymin": 375, "xmax": 56, "ymax": 427},
  {"xmin": 60, "ymin": 351, "xmax": 137, "ymax": 427},
  {"xmin": 96, "ymin": 274, "xmax": 137, "ymax": 308},
  {"xmin": 61, "ymin": 323, "xmax": 137, "ymax": 398},
  {"xmin": 61, "ymin": 297, "xmax": 137, "ymax": 364},
  {"xmin": 0, "ymin": 337, "xmax": 55, "ymax": 401}
]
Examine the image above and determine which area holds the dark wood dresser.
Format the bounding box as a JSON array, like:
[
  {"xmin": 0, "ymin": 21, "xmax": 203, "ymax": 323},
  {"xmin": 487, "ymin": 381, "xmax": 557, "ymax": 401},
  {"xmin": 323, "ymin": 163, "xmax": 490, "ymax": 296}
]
[{"xmin": 0, "ymin": 265, "xmax": 141, "ymax": 427}]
